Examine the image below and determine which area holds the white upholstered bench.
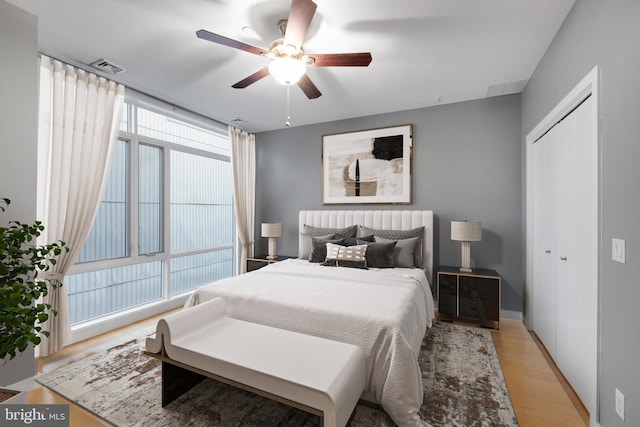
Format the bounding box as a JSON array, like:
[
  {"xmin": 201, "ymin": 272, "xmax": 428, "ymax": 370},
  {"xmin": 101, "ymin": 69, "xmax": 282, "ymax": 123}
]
[{"xmin": 145, "ymin": 298, "xmax": 366, "ymax": 427}]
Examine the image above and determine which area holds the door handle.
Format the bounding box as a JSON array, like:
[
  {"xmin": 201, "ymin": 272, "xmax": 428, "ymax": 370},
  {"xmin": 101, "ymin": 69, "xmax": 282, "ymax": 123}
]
[
  {"xmin": 545, "ymin": 250, "xmax": 551, "ymax": 254},
  {"xmin": 560, "ymin": 256, "xmax": 568, "ymax": 261}
]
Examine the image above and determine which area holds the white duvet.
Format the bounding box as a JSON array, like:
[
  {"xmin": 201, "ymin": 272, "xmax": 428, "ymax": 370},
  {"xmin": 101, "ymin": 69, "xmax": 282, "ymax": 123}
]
[{"xmin": 184, "ymin": 258, "xmax": 435, "ymax": 426}]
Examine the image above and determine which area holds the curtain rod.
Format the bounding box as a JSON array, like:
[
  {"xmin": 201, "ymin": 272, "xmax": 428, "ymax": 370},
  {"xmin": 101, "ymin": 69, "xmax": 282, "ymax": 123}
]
[{"xmin": 37, "ymin": 52, "xmax": 230, "ymax": 132}]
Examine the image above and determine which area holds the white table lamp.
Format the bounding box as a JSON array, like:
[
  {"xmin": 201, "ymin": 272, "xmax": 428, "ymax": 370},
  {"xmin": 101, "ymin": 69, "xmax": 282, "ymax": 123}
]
[
  {"xmin": 261, "ymin": 223, "xmax": 282, "ymax": 260},
  {"xmin": 451, "ymin": 220, "xmax": 482, "ymax": 272}
]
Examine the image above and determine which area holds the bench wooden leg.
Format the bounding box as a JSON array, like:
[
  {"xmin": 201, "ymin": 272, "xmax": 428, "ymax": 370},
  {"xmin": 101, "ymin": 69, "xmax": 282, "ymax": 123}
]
[{"xmin": 161, "ymin": 360, "xmax": 206, "ymax": 407}]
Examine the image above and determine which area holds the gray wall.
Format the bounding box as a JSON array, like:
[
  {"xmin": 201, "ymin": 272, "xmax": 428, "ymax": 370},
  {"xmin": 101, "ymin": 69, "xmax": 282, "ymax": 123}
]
[
  {"xmin": 0, "ymin": 0, "xmax": 39, "ymax": 385},
  {"xmin": 522, "ymin": 1, "xmax": 640, "ymax": 425},
  {"xmin": 255, "ymin": 95, "xmax": 523, "ymax": 312}
]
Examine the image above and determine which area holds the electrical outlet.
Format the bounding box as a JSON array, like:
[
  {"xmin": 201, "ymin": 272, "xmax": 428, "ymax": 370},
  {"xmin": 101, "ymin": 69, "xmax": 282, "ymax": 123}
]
[
  {"xmin": 616, "ymin": 388, "xmax": 625, "ymax": 420},
  {"xmin": 612, "ymin": 238, "xmax": 626, "ymax": 263}
]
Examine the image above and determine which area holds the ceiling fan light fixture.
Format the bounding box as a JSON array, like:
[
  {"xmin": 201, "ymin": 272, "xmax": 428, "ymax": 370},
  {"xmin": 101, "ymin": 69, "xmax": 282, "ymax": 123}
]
[
  {"xmin": 197, "ymin": 0, "xmax": 371, "ymax": 99},
  {"xmin": 268, "ymin": 56, "xmax": 306, "ymax": 85}
]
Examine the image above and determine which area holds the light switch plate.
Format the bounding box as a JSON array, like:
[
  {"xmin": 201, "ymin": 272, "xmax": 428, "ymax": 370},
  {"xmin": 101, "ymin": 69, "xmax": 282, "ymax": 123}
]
[{"xmin": 612, "ymin": 238, "xmax": 625, "ymax": 263}]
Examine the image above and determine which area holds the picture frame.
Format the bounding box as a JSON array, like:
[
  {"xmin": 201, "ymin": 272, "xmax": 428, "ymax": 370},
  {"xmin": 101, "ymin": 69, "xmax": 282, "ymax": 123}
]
[{"xmin": 322, "ymin": 124, "xmax": 412, "ymax": 205}]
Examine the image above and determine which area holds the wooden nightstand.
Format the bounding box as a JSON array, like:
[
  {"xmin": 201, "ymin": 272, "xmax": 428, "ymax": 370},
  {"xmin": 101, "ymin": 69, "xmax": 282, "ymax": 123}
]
[
  {"xmin": 437, "ymin": 266, "xmax": 501, "ymax": 329},
  {"xmin": 246, "ymin": 255, "xmax": 294, "ymax": 272}
]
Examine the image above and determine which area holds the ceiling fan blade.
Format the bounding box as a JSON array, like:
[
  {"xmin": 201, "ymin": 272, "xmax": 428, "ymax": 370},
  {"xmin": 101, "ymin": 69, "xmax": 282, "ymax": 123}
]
[
  {"xmin": 232, "ymin": 67, "xmax": 270, "ymax": 89},
  {"xmin": 196, "ymin": 29, "xmax": 268, "ymax": 56},
  {"xmin": 283, "ymin": 0, "xmax": 317, "ymax": 49},
  {"xmin": 297, "ymin": 74, "xmax": 322, "ymax": 99},
  {"xmin": 309, "ymin": 52, "xmax": 372, "ymax": 67}
]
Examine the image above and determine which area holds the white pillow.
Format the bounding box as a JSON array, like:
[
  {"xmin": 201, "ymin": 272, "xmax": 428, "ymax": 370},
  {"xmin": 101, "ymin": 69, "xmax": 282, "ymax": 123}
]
[{"xmin": 323, "ymin": 243, "xmax": 368, "ymax": 269}]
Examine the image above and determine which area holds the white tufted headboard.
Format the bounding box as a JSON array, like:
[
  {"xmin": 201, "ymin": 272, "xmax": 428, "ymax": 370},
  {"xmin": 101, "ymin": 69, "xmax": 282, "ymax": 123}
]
[{"xmin": 299, "ymin": 210, "xmax": 434, "ymax": 285}]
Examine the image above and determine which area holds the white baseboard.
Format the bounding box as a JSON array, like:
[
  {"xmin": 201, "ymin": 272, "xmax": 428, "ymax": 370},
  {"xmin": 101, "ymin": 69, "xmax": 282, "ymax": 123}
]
[
  {"xmin": 71, "ymin": 294, "xmax": 189, "ymax": 343},
  {"xmin": 7, "ymin": 376, "xmax": 37, "ymax": 392},
  {"xmin": 2, "ymin": 391, "xmax": 28, "ymax": 404}
]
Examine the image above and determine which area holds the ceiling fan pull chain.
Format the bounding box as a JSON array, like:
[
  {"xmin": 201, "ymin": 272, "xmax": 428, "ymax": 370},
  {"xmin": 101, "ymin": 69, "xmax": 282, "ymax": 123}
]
[{"xmin": 285, "ymin": 85, "xmax": 292, "ymax": 127}]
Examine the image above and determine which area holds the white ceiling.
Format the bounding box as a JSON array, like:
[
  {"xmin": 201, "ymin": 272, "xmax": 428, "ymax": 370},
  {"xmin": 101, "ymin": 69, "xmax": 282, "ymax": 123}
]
[{"xmin": 7, "ymin": 0, "xmax": 575, "ymax": 132}]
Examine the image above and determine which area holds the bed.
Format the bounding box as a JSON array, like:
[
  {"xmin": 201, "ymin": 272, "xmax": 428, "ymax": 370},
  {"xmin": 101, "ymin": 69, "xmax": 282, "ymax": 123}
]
[{"xmin": 185, "ymin": 210, "xmax": 435, "ymax": 427}]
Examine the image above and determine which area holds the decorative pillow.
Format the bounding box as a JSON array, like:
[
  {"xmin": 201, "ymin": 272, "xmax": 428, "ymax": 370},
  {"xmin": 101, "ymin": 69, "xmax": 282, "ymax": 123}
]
[
  {"xmin": 361, "ymin": 226, "xmax": 424, "ymax": 267},
  {"xmin": 309, "ymin": 237, "xmax": 344, "ymax": 263},
  {"xmin": 374, "ymin": 236, "xmax": 420, "ymax": 268},
  {"xmin": 304, "ymin": 224, "xmax": 358, "ymax": 238},
  {"xmin": 322, "ymin": 243, "xmax": 368, "ymax": 269},
  {"xmin": 336, "ymin": 234, "xmax": 374, "ymax": 246},
  {"xmin": 364, "ymin": 241, "xmax": 397, "ymax": 268},
  {"xmin": 298, "ymin": 233, "xmax": 334, "ymax": 259}
]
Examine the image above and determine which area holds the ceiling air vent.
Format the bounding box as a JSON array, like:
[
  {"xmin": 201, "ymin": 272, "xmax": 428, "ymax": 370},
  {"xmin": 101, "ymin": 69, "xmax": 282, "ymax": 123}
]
[
  {"xmin": 89, "ymin": 58, "xmax": 126, "ymax": 74},
  {"xmin": 486, "ymin": 79, "xmax": 527, "ymax": 98}
]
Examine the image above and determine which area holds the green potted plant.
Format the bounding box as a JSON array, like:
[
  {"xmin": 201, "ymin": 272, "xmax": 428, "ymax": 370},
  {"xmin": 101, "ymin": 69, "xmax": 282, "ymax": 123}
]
[{"xmin": 0, "ymin": 198, "xmax": 69, "ymax": 363}]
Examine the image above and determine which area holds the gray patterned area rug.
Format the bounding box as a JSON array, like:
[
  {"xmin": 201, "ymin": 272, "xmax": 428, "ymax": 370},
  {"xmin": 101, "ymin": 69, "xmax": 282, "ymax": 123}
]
[{"xmin": 36, "ymin": 323, "xmax": 517, "ymax": 427}]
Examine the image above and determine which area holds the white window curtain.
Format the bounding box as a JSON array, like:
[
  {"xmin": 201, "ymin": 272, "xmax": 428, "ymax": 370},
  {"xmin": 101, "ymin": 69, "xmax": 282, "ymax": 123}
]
[
  {"xmin": 36, "ymin": 56, "xmax": 125, "ymax": 357},
  {"xmin": 229, "ymin": 126, "xmax": 255, "ymax": 273}
]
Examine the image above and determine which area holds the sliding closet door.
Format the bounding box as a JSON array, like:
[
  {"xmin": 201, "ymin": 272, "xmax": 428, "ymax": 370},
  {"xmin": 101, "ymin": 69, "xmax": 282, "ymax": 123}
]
[
  {"xmin": 532, "ymin": 94, "xmax": 597, "ymax": 415},
  {"xmin": 532, "ymin": 126, "xmax": 558, "ymax": 359},
  {"xmin": 555, "ymin": 95, "xmax": 598, "ymax": 413}
]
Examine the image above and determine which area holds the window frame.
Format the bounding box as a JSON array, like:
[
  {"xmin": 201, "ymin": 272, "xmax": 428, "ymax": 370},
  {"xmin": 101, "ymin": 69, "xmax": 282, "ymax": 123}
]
[{"xmin": 67, "ymin": 92, "xmax": 235, "ymax": 338}]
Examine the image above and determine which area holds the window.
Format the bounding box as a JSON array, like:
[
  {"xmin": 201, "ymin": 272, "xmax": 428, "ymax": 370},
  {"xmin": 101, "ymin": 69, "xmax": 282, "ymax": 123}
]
[
  {"xmin": 170, "ymin": 151, "xmax": 233, "ymax": 253},
  {"xmin": 76, "ymin": 140, "xmax": 129, "ymax": 263},
  {"xmin": 139, "ymin": 144, "xmax": 163, "ymax": 255},
  {"xmin": 65, "ymin": 96, "xmax": 234, "ymax": 327}
]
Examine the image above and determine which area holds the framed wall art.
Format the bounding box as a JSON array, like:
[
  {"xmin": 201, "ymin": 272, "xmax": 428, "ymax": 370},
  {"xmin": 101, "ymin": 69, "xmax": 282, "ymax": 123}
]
[{"xmin": 322, "ymin": 124, "xmax": 412, "ymax": 204}]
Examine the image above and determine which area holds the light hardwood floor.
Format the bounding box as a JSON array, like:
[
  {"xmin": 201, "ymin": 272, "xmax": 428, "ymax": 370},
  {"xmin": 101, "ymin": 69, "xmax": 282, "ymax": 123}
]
[
  {"xmin": 16, "ymin": 316, "xmax": 588, "ymax": 427},
  {"xmin": 492, "ymin": 318, "xmax": 588, "ymax": 426}
]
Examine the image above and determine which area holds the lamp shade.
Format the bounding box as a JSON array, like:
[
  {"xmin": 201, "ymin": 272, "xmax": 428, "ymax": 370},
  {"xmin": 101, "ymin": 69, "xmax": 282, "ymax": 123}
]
[
  {"xmin": 451, "ymin": 220, "xmax": 482, "ymax": 242},
  {"xmin": 261, "ymin": 223, "xmax": 283, "ymax": 238}
]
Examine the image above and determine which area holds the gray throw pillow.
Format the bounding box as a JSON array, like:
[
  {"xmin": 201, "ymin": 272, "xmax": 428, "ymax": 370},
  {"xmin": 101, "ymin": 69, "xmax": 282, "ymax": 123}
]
[
  {"xmin": 309, "ymin": 237, "xmax": 344, "ymax": 263},
  {"xmin": 364, "ymin": 241, "xmax": 397, "ymax": 268},
  {"xmin": 337, "ymin": 234, "xmax": 374, "ymax": 246},
  {"xmin": 298, "ymin": 233, "xmax": 334, "ymax": 259},
  {"xmin": 361, "ymin": 226, "xmax": 424, "ymax": 267},
  {"xmin": 374, "ymin": 236, "xmax": 420, "ymax": 268},
  {"xmin": 304, "ymin": 224, "xmax": 358, "ymax": 238}
]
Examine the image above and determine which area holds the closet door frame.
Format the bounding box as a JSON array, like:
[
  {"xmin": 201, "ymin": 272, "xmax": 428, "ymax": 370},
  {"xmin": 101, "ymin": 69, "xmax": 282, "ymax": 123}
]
[{"xmin": 525, "ymin": 65, "xmax": 600, "ymax": 422}]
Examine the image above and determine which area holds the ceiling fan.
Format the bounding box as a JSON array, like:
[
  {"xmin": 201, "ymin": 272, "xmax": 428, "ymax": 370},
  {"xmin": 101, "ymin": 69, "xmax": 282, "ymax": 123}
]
[{"xmin": 196, "ymin": 0, "xmax": 372, "ymax": 99}]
